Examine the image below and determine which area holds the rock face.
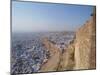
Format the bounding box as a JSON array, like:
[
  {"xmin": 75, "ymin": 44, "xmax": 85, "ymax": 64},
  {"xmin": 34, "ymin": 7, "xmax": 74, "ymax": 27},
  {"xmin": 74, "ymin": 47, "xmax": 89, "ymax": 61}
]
[
  {"xmin": 40, "ymin": 38, "xmax": 62, "ymax": 72},
  {"xmin": 40, "ymin": 7, "xmax": 96, "ymax": 71},
  {"xmin": 74, "ymin": 17, "xmax": 96, "ymax": 69},
  {"xmin": 74, "ymin": 7, "xmax": 96, "ymax": 69},
  {"xmin": 58, "ymin": 40, "xmax": 75, "ymax": 71}
]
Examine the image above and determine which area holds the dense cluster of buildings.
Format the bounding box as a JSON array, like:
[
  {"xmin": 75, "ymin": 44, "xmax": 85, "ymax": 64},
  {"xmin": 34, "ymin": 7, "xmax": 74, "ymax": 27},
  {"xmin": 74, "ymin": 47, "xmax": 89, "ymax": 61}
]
[
  {"xmin": 11, "ymin": 33, "xmax": 49, "ymax": 74},
  {"xmin": 11, "ymin": 32, "xmax": 74, "ymax": 74}
]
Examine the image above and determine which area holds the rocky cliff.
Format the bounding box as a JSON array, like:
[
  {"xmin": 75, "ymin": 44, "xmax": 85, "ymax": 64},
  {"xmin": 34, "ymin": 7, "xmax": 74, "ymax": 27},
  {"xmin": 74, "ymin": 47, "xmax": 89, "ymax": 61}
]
[
  {"xmin": 74, "ymin": 7, "xmax": 96, "ymax": 69},
  {"xmin": 40, "ymin": 7, "xmax": 96, "ymax": 72},
  {"xmin": 40, "ymin": 38, "xmax": 62, "ymax": 72},
  {"xmin": 60, "ymin": 8, "xmax": 96, "ymax": 70}
]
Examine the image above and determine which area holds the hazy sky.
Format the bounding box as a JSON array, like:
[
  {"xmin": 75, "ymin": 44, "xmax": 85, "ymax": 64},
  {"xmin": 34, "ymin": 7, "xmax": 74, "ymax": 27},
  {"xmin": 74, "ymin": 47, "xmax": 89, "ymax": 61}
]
[{"xmin": 12, "ymin": 1, "xmax": 93, "ymax": 32}]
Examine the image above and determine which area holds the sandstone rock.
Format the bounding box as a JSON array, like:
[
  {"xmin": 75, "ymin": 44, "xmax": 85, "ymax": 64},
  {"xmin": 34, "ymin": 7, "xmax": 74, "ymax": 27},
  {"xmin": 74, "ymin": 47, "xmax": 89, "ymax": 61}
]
[
  {"xmin": 40, "ymin": 38, "xmax": 61, "ymax": 72},
  {"xmin": 74, "ymin": 7, "xmax": 96, "ymax": 69}
]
